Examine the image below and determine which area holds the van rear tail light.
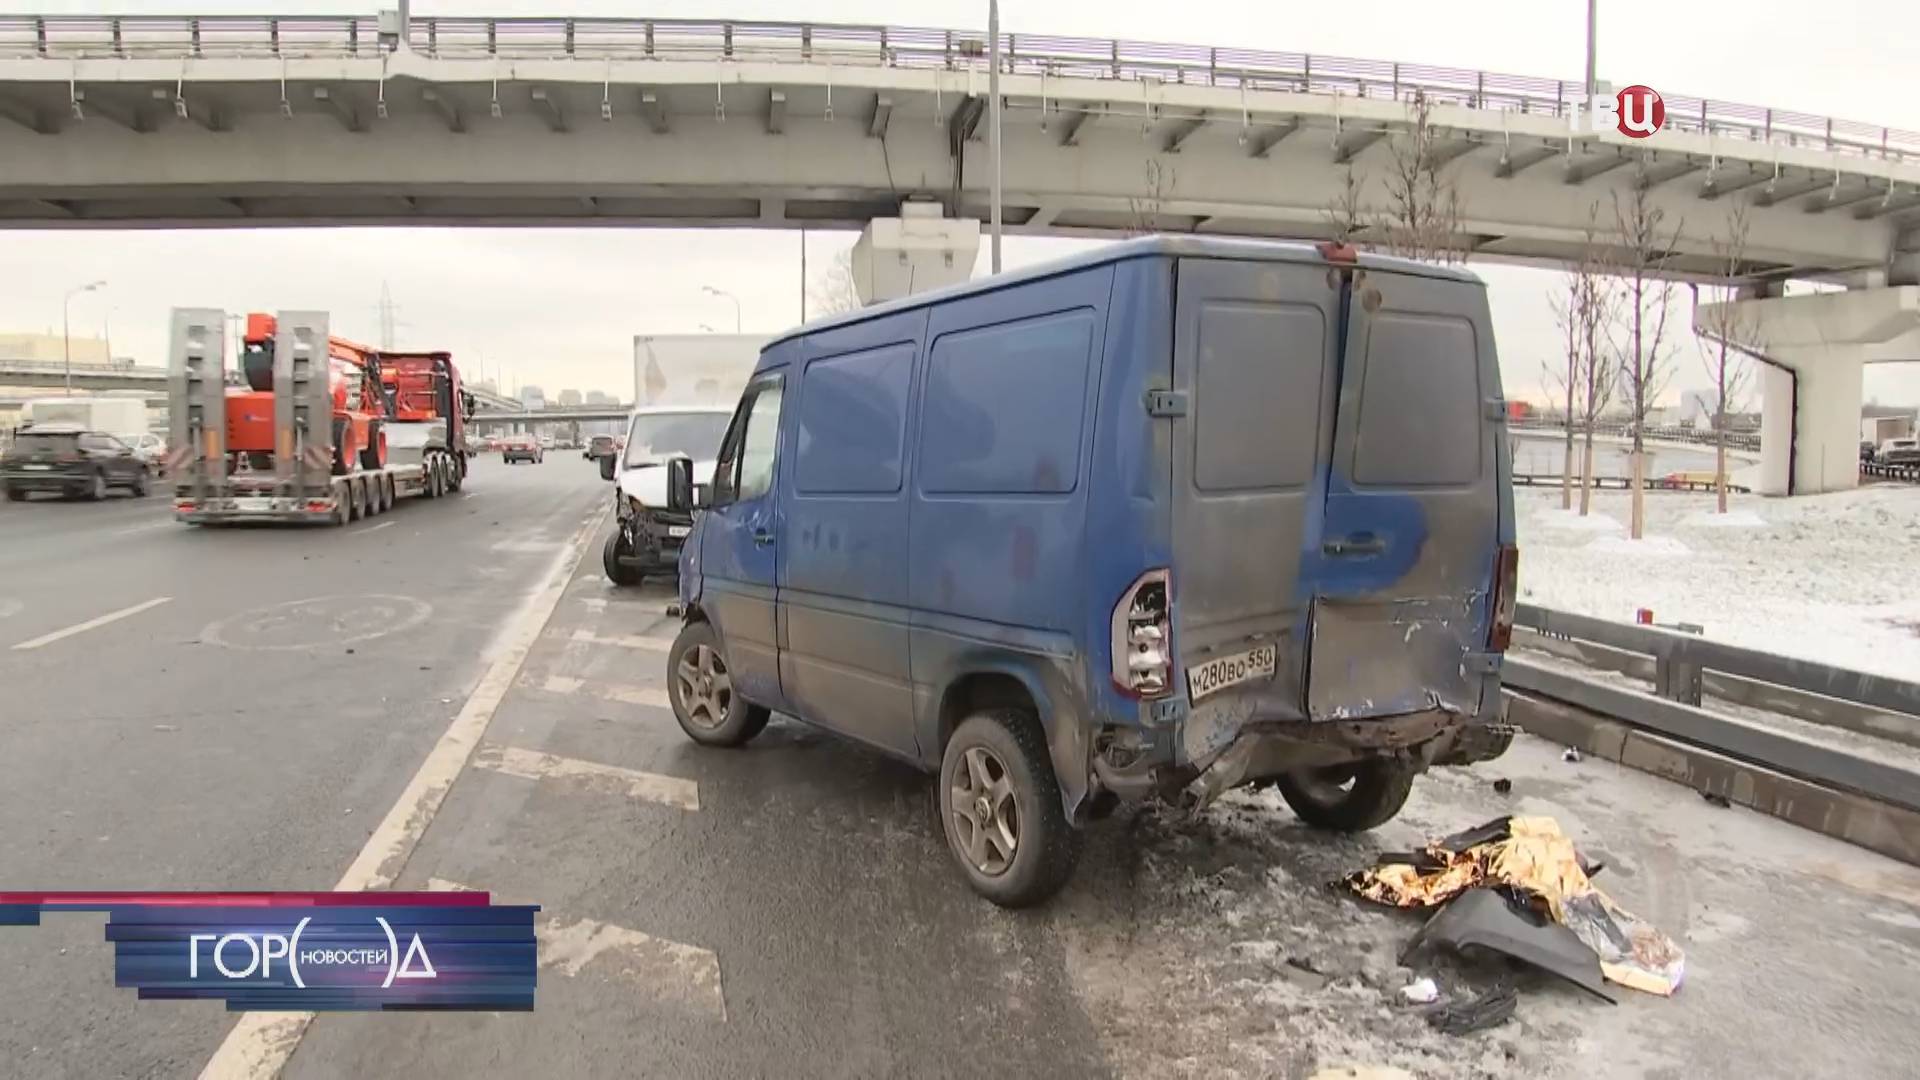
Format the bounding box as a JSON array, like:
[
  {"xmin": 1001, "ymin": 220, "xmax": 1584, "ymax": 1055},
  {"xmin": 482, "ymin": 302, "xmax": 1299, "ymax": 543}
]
[
  {"xmin": 1111, "ymin": 569, "xmax": 1172, "ymax": 699},
  {"xmin": 1490, "ymin": 544, "xmax": 1520, "ymax": 652}
]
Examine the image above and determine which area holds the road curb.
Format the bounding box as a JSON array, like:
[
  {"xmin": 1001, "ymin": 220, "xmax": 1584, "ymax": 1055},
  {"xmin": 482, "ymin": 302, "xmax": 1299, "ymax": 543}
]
[{"xmin": 1506, "ymin": 689, "xmax": 1920, "ymax": 868}]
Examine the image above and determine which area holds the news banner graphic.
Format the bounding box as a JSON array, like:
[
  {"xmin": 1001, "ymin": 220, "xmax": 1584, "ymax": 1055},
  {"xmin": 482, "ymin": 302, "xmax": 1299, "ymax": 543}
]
[{"xmin": 0, "ymin": 891, "xmax": 538, "ymax": 1011}]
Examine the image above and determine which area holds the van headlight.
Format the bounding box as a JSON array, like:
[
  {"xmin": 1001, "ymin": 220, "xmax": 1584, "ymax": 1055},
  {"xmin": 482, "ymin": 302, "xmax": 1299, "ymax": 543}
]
[{"xmin": 626, "ymin": 495, "xmax": 646, "ymax": 516}]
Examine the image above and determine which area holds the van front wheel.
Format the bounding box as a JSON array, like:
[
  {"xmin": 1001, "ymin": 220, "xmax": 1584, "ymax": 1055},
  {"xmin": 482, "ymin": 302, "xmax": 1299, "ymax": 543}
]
[
  {"xmin": 1274, "ymin": 760, "xmax": 1416, "ymax": 832},
  {"xmin": 667, "ymin": 621, "xmax": 769, "ymax": 748},
  {"xmin": 939, "ymin": 710, "xmax": 1079, "ymax": 908}
]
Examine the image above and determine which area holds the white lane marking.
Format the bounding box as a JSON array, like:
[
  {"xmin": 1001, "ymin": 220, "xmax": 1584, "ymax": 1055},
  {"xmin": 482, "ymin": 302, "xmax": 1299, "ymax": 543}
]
[
  {"xmin": 10, "ymin": 596, "xmax": 172, "ymax": 651},
  {"xmin": 569, "ymin": 628, "xmax": 670, "ymax": 653},
  {"xmin": 428, "ymin": 879, "xmax": 725, "ymax": 1019},
  {"xmin": 111, "ymin": 520, "xmax": 173, "ymax": 537},
  {"xmin": 538, "ymin": 673, "xmax": 670, "ymax": 709},
  {"xmin": 579, "ymin": 597, "xmax": 609, "ymax": 612},
  {"xmin": 196, "ymin": 504, "xmax": 607, "ymax": 1080},
  {"xmin": 351, "ymin": 520, "xmax": 395, "ymax": 535},
  {"xmin": 470, "ymin": 744, "xmax": 699, "ymax": 811}
]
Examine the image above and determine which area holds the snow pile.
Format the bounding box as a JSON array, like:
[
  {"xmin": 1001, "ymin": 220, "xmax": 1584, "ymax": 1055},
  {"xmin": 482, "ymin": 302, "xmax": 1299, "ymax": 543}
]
[
  {"xmin": 1529, "ymin": 507, "xmax": 1622, "ymax": 532},
  {"xmin": 1583, "ymin": 533, "xmax": 1691, "ymax": 557},
  {"xmin": 1684, "ymin": 508, "xmax": 1768, "ymax": 528},
  {"xmin": 1516, "ymin": 485, "xmax": 1920, "ymax": 680}
]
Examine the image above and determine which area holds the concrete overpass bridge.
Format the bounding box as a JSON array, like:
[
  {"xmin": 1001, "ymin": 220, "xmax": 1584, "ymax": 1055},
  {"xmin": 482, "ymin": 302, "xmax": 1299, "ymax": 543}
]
[{"xmin": 2, "ymin": 12, "xmax": 1917, "ymax": 495}]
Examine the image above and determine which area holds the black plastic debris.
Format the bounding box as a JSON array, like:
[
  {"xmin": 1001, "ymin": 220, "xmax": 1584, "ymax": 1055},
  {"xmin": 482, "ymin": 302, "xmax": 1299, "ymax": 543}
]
[
  {"xmin": 1492, "ymin": 777, "xmax": 1513, "ymax": 795},
  {"xmin": 1402, "ymin": 888, "xmax": 1616, "ymax": 1004},
  {"xmin": 1427, "ymin": 982, "xmax": 1519, "ymax": 1035},
  {"xmin": 1702, "ymin": 791, "xmax": 1732, "ymax": 808}
]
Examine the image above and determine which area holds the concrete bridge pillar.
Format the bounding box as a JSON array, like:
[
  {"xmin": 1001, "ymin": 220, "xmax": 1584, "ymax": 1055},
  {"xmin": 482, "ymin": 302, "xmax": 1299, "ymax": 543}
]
[
  {"xmin": 851, "ymin": 203, "xmax": 981, "ymax": 306},
  {"xmin": 1699, "ymin": 286, "xmax": 1920, "ymax": 495}
]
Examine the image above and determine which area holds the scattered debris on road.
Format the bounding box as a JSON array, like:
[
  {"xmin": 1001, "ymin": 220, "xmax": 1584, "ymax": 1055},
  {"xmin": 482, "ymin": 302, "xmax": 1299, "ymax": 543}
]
[
  {"xmin": 1561, "ymin": 747, "xmax": 1582, "ymax": 763},
  {"xmin": 1425, "ymin": 982, "xmax": 1519, "ymax": 1035},
  {"xmin": 1491, "ymin": 778, "xmax": 1513, "ymax": 795},
  {"xmin": 1348, "ymin": 816, "xmax": 1685, "ymax": 997},
  {"xmin": 1398, "ymin": 976, "xmax": 1439, "ymax": 1004}
]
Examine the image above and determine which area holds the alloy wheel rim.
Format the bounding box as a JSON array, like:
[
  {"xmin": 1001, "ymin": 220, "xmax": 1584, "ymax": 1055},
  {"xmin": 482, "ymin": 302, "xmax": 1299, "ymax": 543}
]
[
  {"xmin": 676, "ymin": 644, "xmax": 731, "ymax": 729},
  {"xmin": 950, "ymin": 745, "xmax": 1019, "ymax": 876}
]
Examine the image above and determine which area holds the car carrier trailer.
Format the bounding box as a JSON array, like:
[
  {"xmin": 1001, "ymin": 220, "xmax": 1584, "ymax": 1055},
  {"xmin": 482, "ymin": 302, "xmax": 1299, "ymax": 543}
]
[{"xmin": 165, "ymin": 308, "xmax": 471, "ymax": 526}]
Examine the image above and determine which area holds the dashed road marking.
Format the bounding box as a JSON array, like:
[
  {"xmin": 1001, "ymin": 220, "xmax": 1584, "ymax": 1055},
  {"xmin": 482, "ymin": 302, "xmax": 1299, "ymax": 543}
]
[
  {"xmin": 196, "ymin": 505, "xmax": 607, "ymax": 1080},
  {"xmin": 470, "ymin": 744, "xmax": 699, "ymax": 811},
  {"xmin": 428, "ymin": 879, "xmax": 726, "ymax": 1020},
  {"xmin": 111, "ymin": 520, "xmax": 174, "ymax": 537},
  {"xmin": 10, "ymin": 596, "xmax": 171, "ymax": 651},
  {"xmin": 568, "ymin": 628, "xmax": 670, "ymax": 652},
  {"xmin": 350, "ymin": 520, "xmax": 395, "ymax": 535},
  {"xmin": 579, "ymin": 597, "xmax": 610, "ymax": 613},
  {"xmin": 538, "ymin": 673, "xmax": 671, "ymax": 709}
]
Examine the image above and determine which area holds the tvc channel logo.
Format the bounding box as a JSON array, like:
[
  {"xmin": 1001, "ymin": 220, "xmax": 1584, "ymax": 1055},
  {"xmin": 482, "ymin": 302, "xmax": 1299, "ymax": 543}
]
[{"xmin": 1570, "ymin": 84, "xmax": 1666, "ymax": 139}]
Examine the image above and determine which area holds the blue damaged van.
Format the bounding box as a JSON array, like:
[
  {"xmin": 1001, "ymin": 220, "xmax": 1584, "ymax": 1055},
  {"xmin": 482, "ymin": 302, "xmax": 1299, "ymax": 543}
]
[{"xmin": 660, "ymin": 237, "xmax": 1517, "ymax": 906}]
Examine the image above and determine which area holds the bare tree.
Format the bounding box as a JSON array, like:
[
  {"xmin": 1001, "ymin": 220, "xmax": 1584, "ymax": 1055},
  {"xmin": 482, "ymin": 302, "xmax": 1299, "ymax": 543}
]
[
  {"xmin": 807, "ymin": 247, "xmax": 862, "ymax": 316},
  {"xmin": 1570, "ymin": 208, "xmax": 1618, "ymax": 517},
  {"xmin": 1695, "ymin": 203, "xmax": 1758, "ymax": 513},
  {"xmin": 1125, "ymin": 157, "xmax": 1175, "ymax": 236},
  {"xmin": 1547, "ymin": 273, "xmax": 1582, "ymax": 510},
  {"xmin": 1374, "ymin": 90, "xmax": 1465, "ymax": 264},
  {"xmin": 1610, "ymin": 184, "xmax": 1684, "ymax": 539},
  {"xmin": 1323, "ymin": 165, "xmax": 1367, "ymax": 247}
]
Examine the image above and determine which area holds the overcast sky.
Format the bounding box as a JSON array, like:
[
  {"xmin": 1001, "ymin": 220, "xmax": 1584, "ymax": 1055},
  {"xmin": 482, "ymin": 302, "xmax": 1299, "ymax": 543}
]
[{"xmin": 4, "ymin": 0, "xmax": 1917, "ymax": 404}]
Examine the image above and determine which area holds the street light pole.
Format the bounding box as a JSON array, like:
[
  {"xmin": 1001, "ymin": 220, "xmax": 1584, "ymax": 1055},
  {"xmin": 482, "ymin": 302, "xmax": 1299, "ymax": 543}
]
[
  {"xmin": 702, "ymin": 285, "xmax": 742, "ymax": 333},
  {"xmin": 1584, "ymin": 0, "xmax": 1598, "ymax": 100},
  {"xmin": 987, "ymin": 0, "xmax": 1003, "ymax": 274},
  {"xmin": 61, "ymin": 279, "xmax": 106, "ymax": 393}
]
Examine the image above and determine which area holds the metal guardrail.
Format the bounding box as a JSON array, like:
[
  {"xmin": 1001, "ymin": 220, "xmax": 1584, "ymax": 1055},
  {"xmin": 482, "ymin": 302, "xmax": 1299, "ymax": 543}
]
[
  {"xmin": 1508, "ymin": 416, "xmax": 1763, "ymax": 454},
  {"xmin": 1510, "ymin": 472, "xmax": 1749, "ymax": 493},
  {"xmin": 0, "ymin": 14, "xmax": 1914, "ymax": 163},
  {"xmin": 1505, "ymin": 603, "xmax": 1920, "ymax": 813},
  {"xmin": 1861, "ymin": 460, "xmax": 1920, "ymax": 483}
]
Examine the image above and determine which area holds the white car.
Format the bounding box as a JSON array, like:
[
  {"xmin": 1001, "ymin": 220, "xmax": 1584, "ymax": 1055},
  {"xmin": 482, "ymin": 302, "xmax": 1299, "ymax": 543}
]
[
  {"xmin": 601, "ymin": 406, "xmax": 732, "ymax": 587},
  {"xmin": 124, "ymin": 433, "xmax": 166, "ymax": 473}
]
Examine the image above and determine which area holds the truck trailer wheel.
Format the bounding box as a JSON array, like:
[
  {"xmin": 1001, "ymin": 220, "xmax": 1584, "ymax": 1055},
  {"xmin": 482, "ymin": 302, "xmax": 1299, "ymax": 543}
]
[
  {"xmin": 331, "ymin": 417, "xmax": 352, "ymax": 476},
  {"xmin": 359, "ymin": 421, "xmax": 387, "ymax": 472},
  {"xmin": 1273, "ymin": 760, "xmax": 1416, "ymax": 832},
  {"xmin": 938, "ymin": 709, "xmax": 1081, "ymax": 908},
  {"xmin": 603, "ymin": 531, "xmax": 643, "ymax": 587}
]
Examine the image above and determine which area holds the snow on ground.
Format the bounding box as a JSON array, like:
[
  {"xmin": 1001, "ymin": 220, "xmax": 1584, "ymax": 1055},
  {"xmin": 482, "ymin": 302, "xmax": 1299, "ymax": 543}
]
[
  {"xmin": 1517, "ymin": 485, "xmax": 1920, "ymax": 680},
  {"xmin": 1683, "ymin": 508, "xmax": 1768, "ymax": 528}
]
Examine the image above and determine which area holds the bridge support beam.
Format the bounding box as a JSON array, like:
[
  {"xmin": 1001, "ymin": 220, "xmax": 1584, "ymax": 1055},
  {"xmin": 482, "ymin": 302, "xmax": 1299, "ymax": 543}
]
[
  {"xmin": 850, "ymin": 202, "xmax": 981, "ymax": 306},
  {"xmin": 1699, "ymin": 286, "xmax": 1920, "ymax": 495}
]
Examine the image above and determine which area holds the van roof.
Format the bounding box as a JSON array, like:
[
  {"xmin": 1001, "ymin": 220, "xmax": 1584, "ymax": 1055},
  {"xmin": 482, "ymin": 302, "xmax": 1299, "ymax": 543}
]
[{"xmin": 766, "ymin": 234, "xmax": 1484, "ymax": 351}]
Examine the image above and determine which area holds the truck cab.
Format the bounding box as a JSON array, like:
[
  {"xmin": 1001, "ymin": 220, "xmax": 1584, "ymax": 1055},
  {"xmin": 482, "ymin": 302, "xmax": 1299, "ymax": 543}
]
[
  {"xmin": 661, "ymin": 237, "xmax": 1517, "ymax": 906},
  {"xmin": 599, "ymin": 406, "xmax": 734, "ymax": 587}
]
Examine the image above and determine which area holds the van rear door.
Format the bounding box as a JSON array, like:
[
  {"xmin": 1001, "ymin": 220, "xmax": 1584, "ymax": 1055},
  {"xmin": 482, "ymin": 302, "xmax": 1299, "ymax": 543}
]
[
  {"xmin": 1307, "ymin": 268, "xmax": 1502, "ymax": 722},
  {"xmin": 1169, "ymin": 258, "xmax": 1341, "ymax": 753}
]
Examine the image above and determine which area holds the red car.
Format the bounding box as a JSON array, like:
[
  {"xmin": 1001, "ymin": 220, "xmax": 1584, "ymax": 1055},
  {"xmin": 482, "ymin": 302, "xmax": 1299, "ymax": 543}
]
[{"xmin": 500, "ymin": 434, "xmax": 543, "ymax": 464}]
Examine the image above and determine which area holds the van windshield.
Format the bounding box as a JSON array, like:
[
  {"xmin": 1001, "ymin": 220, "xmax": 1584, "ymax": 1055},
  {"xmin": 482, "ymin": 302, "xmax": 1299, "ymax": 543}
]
[{"xmin": 625, "ymin": 413, "xmax": 730, "ymax": 468}]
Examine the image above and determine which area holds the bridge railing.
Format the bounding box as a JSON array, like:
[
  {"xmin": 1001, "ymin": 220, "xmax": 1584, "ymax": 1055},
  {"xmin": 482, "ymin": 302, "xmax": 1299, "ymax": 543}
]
[
  {"xmin": 2, "ymin": 14, "xmax": 1915, "ymax": 162},
  {"xmin": 1507, "ymin": 415, "xmax": 1763, "ymax": 453}
]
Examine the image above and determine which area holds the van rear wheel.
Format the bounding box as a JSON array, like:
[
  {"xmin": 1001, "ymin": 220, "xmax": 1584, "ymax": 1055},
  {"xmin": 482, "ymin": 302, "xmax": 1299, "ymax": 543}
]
[
  {"xmin": 1274, "ymin": 760, "xmax": 1416, "ymax": 832},
  {"xmin": 667, "ymin": 621, "xmax": 769, "ymax": 747},
  {"xmin": 938, "ymin": 710, "xmax": 1080, "ymax": 908}
]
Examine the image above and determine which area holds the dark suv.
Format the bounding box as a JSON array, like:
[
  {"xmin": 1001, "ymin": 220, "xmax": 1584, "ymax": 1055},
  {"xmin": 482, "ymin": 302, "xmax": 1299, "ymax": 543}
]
[{"xmin": 3, "ymin": 425, "xmax": 150, "ymax": 501}]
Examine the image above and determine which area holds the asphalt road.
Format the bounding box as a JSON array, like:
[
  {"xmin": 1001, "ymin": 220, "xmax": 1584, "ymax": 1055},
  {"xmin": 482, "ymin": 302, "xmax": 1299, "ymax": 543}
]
[{"xmin": 4, "ymin": 457, "xmax": 1919, "ymax": 1079}]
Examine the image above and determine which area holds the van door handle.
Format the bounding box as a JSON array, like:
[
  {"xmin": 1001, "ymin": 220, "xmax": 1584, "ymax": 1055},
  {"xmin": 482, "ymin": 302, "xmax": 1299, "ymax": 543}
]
[
  {"xmin": 752, "ymin": 528, "xmax": 775, "ymax": 547},
  {"xmin": 1323, "ymin": 533, "xmax": 1385, "ymax": 557}
]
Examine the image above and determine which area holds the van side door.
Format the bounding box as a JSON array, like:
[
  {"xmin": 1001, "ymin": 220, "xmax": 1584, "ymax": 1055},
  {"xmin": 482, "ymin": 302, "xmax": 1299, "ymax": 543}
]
[
  {"xmin": 1309, "ymin": 269, "xmax": 1503, "ymax": 722},
  {"xmin": 1170, "ymin": 257, "xmax": 1342, "ymax": 756},
  {"xmin": 699, "ymin": 371, "xmax": 790, "ymax": 712}
]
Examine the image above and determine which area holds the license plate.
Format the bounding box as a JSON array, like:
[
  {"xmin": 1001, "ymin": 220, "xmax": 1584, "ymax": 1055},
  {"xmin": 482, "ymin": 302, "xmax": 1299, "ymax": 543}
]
[
  {"xmin": 234, "ymin": 497, "xmax": 274, "ymax": 512},
  {"xmin": 667, "ymin": 525, "xmax": 691, "ymax": 539},
  {"xmin": 23, "ymin": 464, "xmax": 50, "ymax": 471},
  {"xmin": 1186, "ymin": 644, "xmax": 1278, "ymax": 702}
]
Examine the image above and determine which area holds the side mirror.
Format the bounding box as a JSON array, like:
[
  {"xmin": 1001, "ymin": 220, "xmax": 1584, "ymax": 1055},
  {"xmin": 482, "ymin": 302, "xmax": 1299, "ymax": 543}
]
[
  {"xmin": 598, "ymin": 454, "xmax": 617, "ymax": 482},
  {"xmin": 666, "ymin": 455, "xmax": 696, "ymax": 512}
]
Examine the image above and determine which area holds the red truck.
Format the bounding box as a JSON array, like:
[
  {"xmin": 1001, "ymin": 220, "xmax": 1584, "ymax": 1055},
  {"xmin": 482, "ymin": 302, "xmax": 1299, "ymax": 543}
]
[{"xmin": 166, "ymin": 308, "xmax": 472, "ymax": 525}]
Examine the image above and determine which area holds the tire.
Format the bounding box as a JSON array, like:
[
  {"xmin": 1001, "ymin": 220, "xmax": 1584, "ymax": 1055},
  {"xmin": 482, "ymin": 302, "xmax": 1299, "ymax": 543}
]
[
  {"xmin": 382, "ymin": 474, "xmax": 396, "ymax": 512},
  {"xmin": 331, "ymin": 417, "xmax": 352, "ymax": 475},
  {"xmin": 1273, "ymin": 760, "xmax": 1417, "ymax": 832},
  {"xmin": 331, "ymin": 484, "xmax": 350, "ymax": 526},
  {"xmin": 347, "ymin": 479, "xmax": 363, "ymax": 522},
  {"xmin": 938, "ymin": 709, "xmax": 1080, "ymax": 908},
  {"xmin": 603, "ymin": 530, "xmax": 643, "ymax": 587},
  {"xmin": 89, "ymin": 471, "xmax": 109, "ymax": 501},
  {"xmin": 359, "ymin": 420, "xmax": 386, "ymax": 472},
  {"xmin": 448, "ymin": 457, "xmax": 464, "ymax": 491},
  {"xmin": 666, "ymin": 621, "xmax": 770, "ymax": 748},
  {"xmin": 5, "ymin": 486, "xmax": 24, "ymax": 502},
  {"xmin": 130, "ymin": 468, "xmax": 148, "ymax": 497}
]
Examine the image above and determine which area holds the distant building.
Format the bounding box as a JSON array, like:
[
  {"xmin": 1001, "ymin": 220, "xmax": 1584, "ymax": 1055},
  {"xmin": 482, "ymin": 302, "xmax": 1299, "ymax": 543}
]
[
  {"xmin": 0, "ymin": 332, "xmax": 110, "ymax": 366},
  {"xmin": 557, "ymin": 388, "xmax": 583, "ymax": 407},
  {"xmin": 1863, "ymin": 404, "xmax": 1917, "ymax": 444},
  {"xmin": 584, "ymin": 390, "xmax": 614, "ymax": 406},
  {"xmin": 520, "ymin": 384, "xmax": 546, "ymax": 411}
]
